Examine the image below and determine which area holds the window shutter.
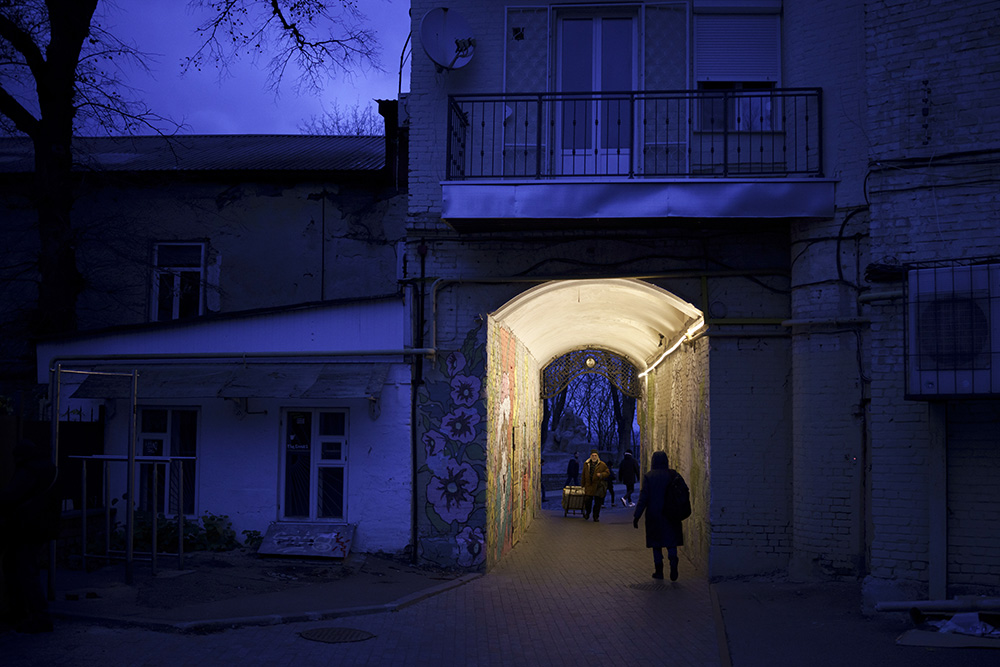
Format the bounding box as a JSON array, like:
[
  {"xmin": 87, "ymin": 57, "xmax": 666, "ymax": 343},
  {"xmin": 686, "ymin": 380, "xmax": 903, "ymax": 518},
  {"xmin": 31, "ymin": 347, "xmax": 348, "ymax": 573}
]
[{"xmin": 694, "ymin": 14, "xmax": 780, "ymax": 81}]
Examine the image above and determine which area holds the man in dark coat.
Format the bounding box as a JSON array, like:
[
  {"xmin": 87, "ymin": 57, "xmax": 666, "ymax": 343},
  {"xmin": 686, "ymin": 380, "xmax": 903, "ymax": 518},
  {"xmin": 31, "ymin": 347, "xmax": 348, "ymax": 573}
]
[
  {"xmin": 1, "ymin": 439, "xmax": 60, "ymax": 633},
  {"xmin": 581, "ymin": 449, "xmax": 610, "ymax": 522},
  {"xmin": 618, "ymin": 450, "xmax": 640, "ymax": 506},
  {"xmin": 632, "ymin": 450, "xmax": 685, "ymax": 580},
  {"xmin": 565, "ymin": 452, "xmax": 580, "ymax": 487}
]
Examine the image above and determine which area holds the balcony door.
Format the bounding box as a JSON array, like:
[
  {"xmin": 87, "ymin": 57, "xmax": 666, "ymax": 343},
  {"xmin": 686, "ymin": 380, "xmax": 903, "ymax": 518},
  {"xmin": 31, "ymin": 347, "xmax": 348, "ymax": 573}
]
[{"xmin": 557, "ymin": 12, "xmax": 636, "ymax": 176}]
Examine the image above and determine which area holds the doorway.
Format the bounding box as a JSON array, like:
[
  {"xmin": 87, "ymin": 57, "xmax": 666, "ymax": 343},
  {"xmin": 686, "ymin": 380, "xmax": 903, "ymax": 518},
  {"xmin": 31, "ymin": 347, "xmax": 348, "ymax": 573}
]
[{"xmin": 281, "ymin": 409, "xmax": 349, "ymax": 521}]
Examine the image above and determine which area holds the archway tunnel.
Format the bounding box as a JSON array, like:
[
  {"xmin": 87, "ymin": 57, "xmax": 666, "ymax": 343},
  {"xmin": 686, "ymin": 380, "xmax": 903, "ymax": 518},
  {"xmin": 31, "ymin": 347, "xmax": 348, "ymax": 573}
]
[{"xmin": 484, "ymin": 278, "xmax": 706, "ymax": 570}]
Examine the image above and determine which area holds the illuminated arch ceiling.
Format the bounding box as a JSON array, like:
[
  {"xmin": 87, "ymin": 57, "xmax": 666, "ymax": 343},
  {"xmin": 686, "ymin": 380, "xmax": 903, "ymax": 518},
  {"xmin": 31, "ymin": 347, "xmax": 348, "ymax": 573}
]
[{"xmin": 491, "ymin": 279, "xmax": 704, "ymax": 373}]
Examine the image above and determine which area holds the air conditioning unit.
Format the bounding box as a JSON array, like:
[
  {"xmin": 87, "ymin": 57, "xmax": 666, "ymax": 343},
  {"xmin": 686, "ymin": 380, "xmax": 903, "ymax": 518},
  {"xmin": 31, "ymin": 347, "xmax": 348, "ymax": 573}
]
[{"xmin": 906, "ymin": 263, "xmax": 1000, "ymax": 397}]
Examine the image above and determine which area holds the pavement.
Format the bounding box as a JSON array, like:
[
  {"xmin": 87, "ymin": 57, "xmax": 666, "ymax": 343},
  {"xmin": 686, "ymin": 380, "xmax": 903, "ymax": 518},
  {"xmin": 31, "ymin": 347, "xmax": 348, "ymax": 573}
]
[{"xmin": 2, "ymin": 498, "xmax": 998, "ymax": 666}]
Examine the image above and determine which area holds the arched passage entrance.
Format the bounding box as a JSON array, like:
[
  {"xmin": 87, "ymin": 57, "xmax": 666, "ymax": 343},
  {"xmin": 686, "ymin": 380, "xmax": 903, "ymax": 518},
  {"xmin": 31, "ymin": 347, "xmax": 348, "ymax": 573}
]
[{"xmin": 484, "ymin": 279, "xmax": 704, "ymax": 568}]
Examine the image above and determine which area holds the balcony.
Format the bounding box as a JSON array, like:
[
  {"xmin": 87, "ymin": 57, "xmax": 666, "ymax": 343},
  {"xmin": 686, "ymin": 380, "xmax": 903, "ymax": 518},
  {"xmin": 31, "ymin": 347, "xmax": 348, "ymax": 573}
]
[{"xmin": 441, "ymin": 89, "xmax": 834, "ymax": 228}]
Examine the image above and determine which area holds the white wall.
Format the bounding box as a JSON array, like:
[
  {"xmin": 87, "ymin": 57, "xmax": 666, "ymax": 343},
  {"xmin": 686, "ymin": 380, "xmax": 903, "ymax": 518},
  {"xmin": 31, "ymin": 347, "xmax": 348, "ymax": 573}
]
[{"xmin": 99, "ymin": 364, "xmax": 413, "ymax": 555}]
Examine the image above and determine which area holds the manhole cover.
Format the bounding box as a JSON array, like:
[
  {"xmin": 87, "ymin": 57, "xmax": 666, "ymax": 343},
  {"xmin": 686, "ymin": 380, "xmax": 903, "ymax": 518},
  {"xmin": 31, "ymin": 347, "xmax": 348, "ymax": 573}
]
[
  {"xmin": 299, "ymin": 627, "xmax": 375, "ymax": 644},
  {"xmin": 629, "ymin": 582, "xmax": 671, "ymax": 592}
]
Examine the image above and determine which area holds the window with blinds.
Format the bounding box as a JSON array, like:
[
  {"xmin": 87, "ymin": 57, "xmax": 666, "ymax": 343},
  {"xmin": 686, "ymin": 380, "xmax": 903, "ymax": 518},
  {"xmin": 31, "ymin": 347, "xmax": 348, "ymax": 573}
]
[{"xmin": 694, "ymin": 13, "xmax": 780, "ymax": 83}]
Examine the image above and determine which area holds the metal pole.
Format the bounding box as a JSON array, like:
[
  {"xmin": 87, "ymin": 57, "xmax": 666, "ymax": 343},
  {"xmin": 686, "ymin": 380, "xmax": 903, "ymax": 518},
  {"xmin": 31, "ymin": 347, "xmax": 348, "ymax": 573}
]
[
  {"xmin": 535, "ymin": 94, "xmax": 543, "ymax": 177},
  {"xmin": 177, "ymin": 460, "xmax": 184, "ymax": 569},
  {"xmin": 47, "ymin": 364, "xmax": 61, "ymax": 601},
  {"xmin": 125, "ymin": 370, "xmax": 138, "ymax": 585},
  {"xmin": 150, "ymin": 462, "xmax": 158, "ymax": 576},
  {"xmin": 103, "ymin": 460, "xmax": 111, "ymax": 561},
  {"xmin": 80, "ymin": 460, "xmax": 88, "ymax": 571},
  {"xmin": 722, "ymin": 92, "xmax": 729, "ymax": 177}
]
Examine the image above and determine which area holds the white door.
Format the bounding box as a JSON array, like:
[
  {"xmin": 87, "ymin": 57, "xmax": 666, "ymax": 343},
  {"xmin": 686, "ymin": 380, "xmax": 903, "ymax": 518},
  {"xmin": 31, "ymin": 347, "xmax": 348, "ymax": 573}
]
[{"xmin": 557, "ymin": 14, "xmax": 636, "ymax": 176}]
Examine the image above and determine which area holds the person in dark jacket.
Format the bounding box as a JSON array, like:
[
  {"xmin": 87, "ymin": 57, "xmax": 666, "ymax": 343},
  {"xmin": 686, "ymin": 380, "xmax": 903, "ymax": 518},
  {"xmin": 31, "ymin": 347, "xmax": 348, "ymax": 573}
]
[
  {"xmin": 565, "ymin": 452, "xmax": 580, "ymax": 487},
  {"xmin": 581, "ymin": 449, "xmax": 610, "ymax": 522},
  {"xmin": 618, "ymin": 450, "xmax": 640, "ymax": 506},
  {"xmin": 1, "ymin": 439, "xmax": 60, "ymax": 633},
  {"xmin": 632, "ymin": 450, "xmax": 685, "ymax": 580}
]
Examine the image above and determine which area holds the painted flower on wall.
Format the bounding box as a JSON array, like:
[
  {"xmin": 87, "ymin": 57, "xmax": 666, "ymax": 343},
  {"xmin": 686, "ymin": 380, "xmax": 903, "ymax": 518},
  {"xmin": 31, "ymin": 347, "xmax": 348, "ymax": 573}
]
[
  {"xmin": 428, "ymin": 460, "xmax": 478, "ymax": 524},
  {"xmin": 422, "ymin": 429, "xmax": 451, "ymax": 477},
  {"xmin": 446, "ymin": 350, "xmax": 466, "ymax": 376},
  {"xmin": 414, "ymin": 324, "xmax": 488, "ymax": 569},
  {"xmin": 442, "ymin": 406, "xmax": 480, "ymax": 444},
  {"xmin": 455, "ymin": 526, "xmax": 486, "ymax": 567},
  {"xmin": 450, "ymin": 374, "xmax": 481, "ymax": 407}
]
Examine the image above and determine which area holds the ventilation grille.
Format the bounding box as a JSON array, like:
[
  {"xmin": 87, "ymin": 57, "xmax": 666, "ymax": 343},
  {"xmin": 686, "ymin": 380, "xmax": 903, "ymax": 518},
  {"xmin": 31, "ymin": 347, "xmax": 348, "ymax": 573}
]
[{"xmin": 906, "ymin": 263, "xmax": 1000, "ymax": 397}]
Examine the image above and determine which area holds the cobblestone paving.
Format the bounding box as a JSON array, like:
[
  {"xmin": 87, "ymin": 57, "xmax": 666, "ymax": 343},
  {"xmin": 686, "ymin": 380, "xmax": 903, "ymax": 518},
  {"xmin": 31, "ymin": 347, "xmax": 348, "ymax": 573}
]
[{"xmin": 1, "ymin": 505, "xmax": 722, "ymax": 666}]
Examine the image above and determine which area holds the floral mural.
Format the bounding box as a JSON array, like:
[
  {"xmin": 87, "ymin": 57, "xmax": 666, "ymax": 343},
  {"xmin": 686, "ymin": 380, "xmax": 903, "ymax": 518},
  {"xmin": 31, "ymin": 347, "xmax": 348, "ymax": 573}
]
[
  {"xmin": 414, "ymin": 318, "xmax": 541, "ymax": 571},
  {"xmin": 415, "ymin": 325, "xmax": 488, "ymax": 569}
]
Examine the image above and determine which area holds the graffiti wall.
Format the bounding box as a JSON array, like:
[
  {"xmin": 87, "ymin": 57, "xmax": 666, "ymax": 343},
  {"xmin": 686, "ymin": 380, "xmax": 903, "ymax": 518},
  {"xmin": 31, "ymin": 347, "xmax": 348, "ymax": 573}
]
[
  {"xmin": 415, "ymin": 325, "xmax": 488, "ymax": 569},
  {"xmin": 486, "ymin": 317, "xmax": 542, "ymax": 569},
  {"xmin": 413, "ymin": 318, "xmax": 542, "ymax": 571}
]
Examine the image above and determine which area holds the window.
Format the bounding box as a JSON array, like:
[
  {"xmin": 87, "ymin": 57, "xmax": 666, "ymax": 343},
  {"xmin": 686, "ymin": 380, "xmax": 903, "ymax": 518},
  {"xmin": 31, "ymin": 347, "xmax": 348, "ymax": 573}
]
[
  {"xmin": 694, "ymin": 11, "xmax": 780, "ymax": 132},
  {"xmin": 152, "ymin": 242, "xmax": 206, "ymax": 322},
  {"xmin": 693, "ymin": 13, "xmax": 780, "ymax": 83},
  {"xmin": 282, "ymin": 409, "xmax": 349, "ymax": 521},
  {"xmin": 137, "ymin": 408, "xmax": 198, "ymax": 515},
  {"xmin": 697, "ymin": 81, "xmax": 776, "ymax": 131}
]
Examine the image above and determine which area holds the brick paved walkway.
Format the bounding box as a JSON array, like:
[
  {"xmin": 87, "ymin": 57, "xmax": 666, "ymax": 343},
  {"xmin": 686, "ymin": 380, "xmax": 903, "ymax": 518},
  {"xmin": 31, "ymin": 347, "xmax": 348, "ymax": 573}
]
[{"xmin": 2, "ymin": 504, "xmax": 723, "ymax": 666}]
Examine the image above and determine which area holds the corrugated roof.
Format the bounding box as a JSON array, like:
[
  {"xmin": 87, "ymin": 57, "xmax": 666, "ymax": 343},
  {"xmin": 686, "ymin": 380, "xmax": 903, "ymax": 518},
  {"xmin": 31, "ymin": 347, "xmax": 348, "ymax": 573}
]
[{"xmin": 0, "ymin": 134, "xmax": 385, "ymax": 174}]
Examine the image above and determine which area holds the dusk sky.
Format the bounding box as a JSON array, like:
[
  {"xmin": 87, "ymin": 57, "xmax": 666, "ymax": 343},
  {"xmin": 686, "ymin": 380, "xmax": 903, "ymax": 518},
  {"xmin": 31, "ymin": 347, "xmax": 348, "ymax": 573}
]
[{"xmin": 105, "ymin": 0, "xmax": 411, "ymax": 135}]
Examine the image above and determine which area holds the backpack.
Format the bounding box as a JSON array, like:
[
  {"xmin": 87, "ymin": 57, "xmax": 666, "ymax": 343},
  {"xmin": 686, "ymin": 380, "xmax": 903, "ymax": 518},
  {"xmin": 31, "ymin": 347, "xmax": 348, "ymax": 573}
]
[{"xmin": 663, "ymin": 470, "xmax": 692, "ymax": 521}]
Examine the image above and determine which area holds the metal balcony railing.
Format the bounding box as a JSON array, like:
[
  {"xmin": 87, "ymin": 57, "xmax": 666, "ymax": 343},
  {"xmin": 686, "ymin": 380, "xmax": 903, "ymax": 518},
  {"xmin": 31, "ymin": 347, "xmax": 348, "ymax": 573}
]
[{"xmin": 446, "ymin": 88, "xmax": 823, "ymax": 180}]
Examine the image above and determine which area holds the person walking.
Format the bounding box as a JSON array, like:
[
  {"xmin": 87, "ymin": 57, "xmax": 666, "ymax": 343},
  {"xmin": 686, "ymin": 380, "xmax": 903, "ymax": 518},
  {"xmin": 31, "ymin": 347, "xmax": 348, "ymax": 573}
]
[
  {"xmin": 618, "ymin": 450, "xmax": 640, "ymax": 506},
  {"xmin": 632, "ymin": 450, "xmax": 687, "ymax": 580},
  {"xmin": 565, "ymin": 452, "xmax": 580, "ymax": 487},
  {"xmin": 581, "ymin": 449, "xmax": 610, "ymax": 522}
]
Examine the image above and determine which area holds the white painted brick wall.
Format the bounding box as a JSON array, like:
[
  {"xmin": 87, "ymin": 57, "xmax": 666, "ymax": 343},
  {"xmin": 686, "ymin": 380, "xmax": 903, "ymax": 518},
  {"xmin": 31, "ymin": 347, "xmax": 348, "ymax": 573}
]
[
  {"xmin": 863, "ymin": 0, "xmax": 1000, "ymax": 595},
  {"xmin": 704, "ymin": 335, "xmax": 793, "ymax": 577}
]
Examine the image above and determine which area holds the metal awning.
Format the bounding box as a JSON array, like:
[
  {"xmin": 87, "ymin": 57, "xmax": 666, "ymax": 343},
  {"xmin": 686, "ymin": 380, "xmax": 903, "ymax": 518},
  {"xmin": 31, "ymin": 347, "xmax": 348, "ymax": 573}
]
[{"xmin": 70, "ymin": 363, "xmax": 391, "ymax": 401}]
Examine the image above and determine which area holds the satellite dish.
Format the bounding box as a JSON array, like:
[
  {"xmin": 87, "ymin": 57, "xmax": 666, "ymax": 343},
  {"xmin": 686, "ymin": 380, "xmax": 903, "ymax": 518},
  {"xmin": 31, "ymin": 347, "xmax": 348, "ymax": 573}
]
[{"xmin": 420, "ymin": 7, "xmax": 476, "ymax": 71}]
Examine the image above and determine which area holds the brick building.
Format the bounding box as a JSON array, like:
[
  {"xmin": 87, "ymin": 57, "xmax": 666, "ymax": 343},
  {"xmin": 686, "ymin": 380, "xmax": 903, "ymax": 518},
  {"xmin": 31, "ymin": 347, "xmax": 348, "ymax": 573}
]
[
  {"xmin": 5, "ymin": 0, "xmax": 997, "ymax": 604},
  {"xmin": 403, "ymin": 0, "xmax": 1000, "ymax": 605}
]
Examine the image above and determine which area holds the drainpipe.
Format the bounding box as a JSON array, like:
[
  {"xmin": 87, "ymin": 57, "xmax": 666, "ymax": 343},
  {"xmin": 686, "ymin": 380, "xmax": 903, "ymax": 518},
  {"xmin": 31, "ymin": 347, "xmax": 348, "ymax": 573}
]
[
  {"xmin": 781, "ymin": 316, "xmax": 870, "ymax": 328},
  {"xmin": 411, "ymin": 241, "xmax": 429, "ymax": 564},
  {"xmin": 48, "ymin": 350, "xmax": 437, "ymax": 366},
  {"xmin": 858, "ymin": 290, "xmax": 903, "ymax": 303}
]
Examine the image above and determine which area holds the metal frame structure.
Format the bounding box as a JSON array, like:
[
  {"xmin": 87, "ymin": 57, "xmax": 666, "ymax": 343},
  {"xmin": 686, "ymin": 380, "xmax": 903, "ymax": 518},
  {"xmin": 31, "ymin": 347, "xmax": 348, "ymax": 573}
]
[{"xmin": 50, "ymin": 364, "xmax": 191, "ymax": 584}]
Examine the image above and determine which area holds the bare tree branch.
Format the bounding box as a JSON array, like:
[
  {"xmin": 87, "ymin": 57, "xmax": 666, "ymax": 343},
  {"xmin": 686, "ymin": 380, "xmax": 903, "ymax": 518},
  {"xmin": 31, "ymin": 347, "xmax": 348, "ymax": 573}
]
[
  {"xmin": 299, "ymin": 99, "xmax": 383, "ymax": 135},
  {"xmin": 185, "ymin": 0, "xmax": 382, "ymax": 95}
]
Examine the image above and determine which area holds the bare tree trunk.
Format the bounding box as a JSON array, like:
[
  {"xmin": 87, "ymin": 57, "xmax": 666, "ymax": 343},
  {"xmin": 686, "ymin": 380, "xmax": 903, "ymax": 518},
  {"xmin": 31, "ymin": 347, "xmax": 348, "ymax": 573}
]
[
  {"xmin": 618, "ymin": 394, "xmax": 636, "ymax": 453},
  {"xmin": 19, "ymin": 1, "xmax": 98, "ymax": 337},
  {"xmin": 609, "ymin": 384, "xmax": 636, "ymax": 457},
  {"xmin": 549, "ymin": 391, "xmax": 566, "ymax": 435},
  {"xmin": 541, "ymin": 397, "xmax": 550, "ymax": 446}
]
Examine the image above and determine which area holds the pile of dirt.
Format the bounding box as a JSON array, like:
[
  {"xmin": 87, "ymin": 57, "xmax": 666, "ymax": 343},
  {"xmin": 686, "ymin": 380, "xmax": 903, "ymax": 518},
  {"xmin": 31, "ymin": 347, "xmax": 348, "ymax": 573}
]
[
  {"xmin": 132, "ymin": 549, "xmax": 355, "ymax": 609},
  {"xmin": 58, "ymin": 549, "xmax": 465, "ymax": 612}
]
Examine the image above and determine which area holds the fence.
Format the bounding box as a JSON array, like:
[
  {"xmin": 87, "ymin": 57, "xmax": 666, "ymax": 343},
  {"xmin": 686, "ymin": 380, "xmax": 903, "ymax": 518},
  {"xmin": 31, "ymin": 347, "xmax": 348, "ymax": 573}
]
[{"xmin": 447, "ymin": 88, "xmax": 822, "ymax": 180}]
